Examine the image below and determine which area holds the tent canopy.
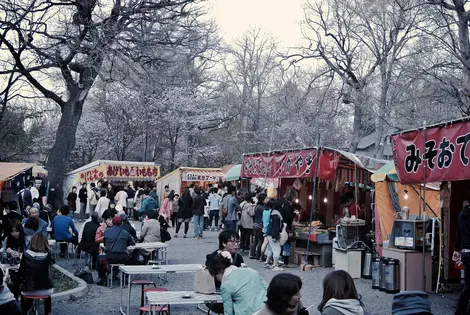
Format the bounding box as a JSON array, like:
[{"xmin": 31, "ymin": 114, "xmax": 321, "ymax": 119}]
[
  {"xmin": 0, "ymin": 163, "xmax": 35, "ymax": 182},
  {"xmin": 371, "ymin": 161, "xmax": 399, "ymax": 182},
  {"xmin": 224, "ymin": 164, "xmax": 242, "ymax": 181}
]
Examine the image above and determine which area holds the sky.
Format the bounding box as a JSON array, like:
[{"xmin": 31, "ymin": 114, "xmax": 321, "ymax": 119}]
[{"xmin": 208, "ymin": 0, "xmax": 306, "ymax": 47}]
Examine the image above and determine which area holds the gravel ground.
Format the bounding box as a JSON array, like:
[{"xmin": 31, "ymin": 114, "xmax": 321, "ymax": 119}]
[{"xmin": 52, "ymin": 221, "xmax": 460, "ymax": 315}]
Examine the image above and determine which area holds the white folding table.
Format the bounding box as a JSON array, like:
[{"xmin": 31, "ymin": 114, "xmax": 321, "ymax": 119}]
[
  {"xmin": 119, "ymin": 264, "xmax": 203, "ymax": 315},
  {"xmin": 127, "ymin": 242, "xmax": 168, "ymax": 265},
  {"xmin": 145, "ymin": 291, "xmax": 223, "ymax": 315}
]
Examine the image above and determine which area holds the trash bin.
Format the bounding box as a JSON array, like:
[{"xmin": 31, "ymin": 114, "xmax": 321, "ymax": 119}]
[
  {"xmin": 379, "ymin": 257, "xmax": 388, "ymax": 291},
  {"xmin": 362, "ymin": 251, "xmax": 372, "ymax": 279},
  {"xmin": 385, "ymin": 258, "xmax": 400, "ymax": 294},
  {"xmin": 371, "ymin": 256, "xmax": 381, "ymax": 289}
]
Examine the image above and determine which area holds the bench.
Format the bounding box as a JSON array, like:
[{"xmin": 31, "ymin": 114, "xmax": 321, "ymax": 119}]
[{"xmin": 293, "ymin": 250, "xmax": 320, "ymax": 267}]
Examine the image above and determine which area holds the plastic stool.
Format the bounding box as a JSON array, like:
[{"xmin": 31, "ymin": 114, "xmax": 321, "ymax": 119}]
[
  {"xmin": 130, "ymin": 280, "xmax": 156, "ymax": 315},
  {"xmin": 140, "ymin": 287, "xmax": 169, "ymax": 315},
  {"xmin": 22, "ymin": 295, "xmax": 50, "ymax": 315}
]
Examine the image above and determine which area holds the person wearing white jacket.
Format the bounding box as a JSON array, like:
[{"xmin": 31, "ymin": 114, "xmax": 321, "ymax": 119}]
[{"xmin": 95, "ymin": 190, "xmax": 110, "ymax": 218}]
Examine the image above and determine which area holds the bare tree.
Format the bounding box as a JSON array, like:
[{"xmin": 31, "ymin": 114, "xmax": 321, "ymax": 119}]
[{"xmin": 0, "ymin": 0, "xmax": 204, "ymax": 206}]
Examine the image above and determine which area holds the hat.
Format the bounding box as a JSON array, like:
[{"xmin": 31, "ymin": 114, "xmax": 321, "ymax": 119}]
[
  {"xmin": 33, "ymin": 202, "xmax": 40, "ymax": 209},
  {"xmin": 392, "ymin": 291, "xmax": 432, "ymax": 315},
  {"xmin": 112, "ymin": 216, "xmax": 123, "ymax": 225},
  {"xmin": 120, "ymin": 213, "xmax": 128, "ymax": 221}
]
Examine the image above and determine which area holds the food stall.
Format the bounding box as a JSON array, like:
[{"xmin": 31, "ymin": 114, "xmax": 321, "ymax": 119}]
[
  {"xmin": 390, "ymin": 117, "xmax": 470, "ymax": 291},
  {"xmin": 63, "ymin": 160, "xmax": 161, "ymax": 206},
  {"xmin": 156, "ymin": 167, "xmax": 225, "ymax": 198},
  {"xmin": 241, "ymin": 147, "xmax": 386, "ymax": 273},
  {"xmin": 0, "ymin": 163, "xmax": 35, "ymax": 211}
]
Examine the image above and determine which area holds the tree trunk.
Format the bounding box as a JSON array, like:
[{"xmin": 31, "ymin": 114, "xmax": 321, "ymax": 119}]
[
  {"xmin": 375, "ymin": 64, "xmax": 387, "ymax": 159},
  {"xmin": 45, "ymin": 89, "xmax": 86, "ymax": 209},
  {"xmin": 348, "ymin": 89, "xmax": 363, "ymax": 153}
]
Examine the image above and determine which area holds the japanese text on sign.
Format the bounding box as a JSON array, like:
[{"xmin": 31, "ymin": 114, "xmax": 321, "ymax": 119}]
[
  {"xmin": 182, "ymin": 173, "xmax": 220, "ymax": 182},
  {"xmin": 79, "ymin": 164, "xmax": 160, "ymax": 182},
  {"xmin": 241, "ymin": 149, "xmax": 337, "ymax": 180},
  {"xmin": 391, "ymin": 121, "xmax": 470, "ymax": 183}
]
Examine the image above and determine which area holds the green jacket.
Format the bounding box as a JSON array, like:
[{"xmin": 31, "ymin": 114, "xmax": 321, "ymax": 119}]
[{"xmin": 220, "ymin": 266, "xmax": 268, "ymax": 315}]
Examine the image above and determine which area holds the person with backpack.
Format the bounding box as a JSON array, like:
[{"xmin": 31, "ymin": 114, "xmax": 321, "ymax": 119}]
[{"xmin": 266, "ymin": 200, "xmax": 284, "ymax": 271}]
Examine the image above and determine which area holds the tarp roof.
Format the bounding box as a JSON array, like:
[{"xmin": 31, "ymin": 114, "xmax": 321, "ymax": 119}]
[{"xmin": 0, "ymin": 163, "xmax": 35, "ymax": 182}]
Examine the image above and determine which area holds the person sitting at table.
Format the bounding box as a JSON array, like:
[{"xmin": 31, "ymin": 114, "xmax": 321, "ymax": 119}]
[
  {"xmin": 22, "ymin": 207, "xmax": 48, "ymax": 242},
  {"xmin": 0, "ymin": 267, "xmax": 21, "ymax": 315},
  {"xmin": 79, "ymin": 212, "xmax": 101, "ymax": 270},
  {"xmin": 52, "ymin": 206, "xmax": 79, "ymax": 257},
  {"xmin": 2, "ymin": 219, "xmax": 25, "ymax": 264},
  {"xmin": 18, "ymin": 233, "xmax": 54, "ymax": 315},
  {"xmin": 95, "ymin": 212, "xmax": 114, "ymax": 244},
  {"xmin": 204, "ymin": 230, "xmax": 244, "ymax": 315},
  {"xmin": 131, "ymin": 210, "xmax": 160, "ymax": 265},
  {"xmin": 2, "ymin": 202, "xmax": 23, "ymax": 242},
  {"xmin": 254, "ymin": 273, "xmax": 309, "ymax": 315},
  {"xmin": 120, "ymin": 213, "xmax": 137, "ymax": 241},
  {"xmin": 207, "ymin": 252, "xmax": 268, "ymax": 315},
  {"xmin": 97, "ymin": 216, "xmax": 135, "ymax": 286}
]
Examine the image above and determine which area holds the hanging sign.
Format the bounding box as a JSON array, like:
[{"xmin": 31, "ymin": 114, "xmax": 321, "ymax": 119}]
[
  {"xmin": 182, "ymin": 172, "xmax": 220, "ymax": 182},
  {"xmin": 79, "ymin": 164, "xmax": 160, "ymax": 182},
  {"xmin": 241, "ymin": 149, "xmax": 338, "ymax": 180},
  {"xmin": 391, "ymin": 120, "xmax": 470, "ymax": 184}
]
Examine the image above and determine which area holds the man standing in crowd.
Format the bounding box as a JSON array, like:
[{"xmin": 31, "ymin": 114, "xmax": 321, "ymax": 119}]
[
  {"xmin": 225, "ymin": 186, "xmax": 240, "ymax": 231},
  {"xmin": 280, "ymin": 189, "xmax": 297, "ymax": 267},
  {"xmin": 208, "ymin": 187, "xmax": 222, "ymax": 231},
  {"xmin": 192, "ymin": 189, "xmax": 206, "ymax": 239},
  {"xmin": 22, "ymin": 183, "xmax": 33, "ymax": 213},
  {"xmin": 87, "ymin": 183, "xmax": 99, "ymax": 215},
  {"xmin": 139, "ymin": 190, "xmax": 157, "ymax": 218},
  {"xmin": 78, "ymin": 183, "xmax": 88, "ymax": 222},
  {"xmin": 453, "ymin": 193, "xmax": 470, "ymax": 315}
]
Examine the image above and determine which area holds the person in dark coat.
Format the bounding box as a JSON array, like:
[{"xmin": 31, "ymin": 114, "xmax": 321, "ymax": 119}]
[
  {"xmin": 192, "ymin": 189, "xmax": 206, "ymax": 239},
  {"xmin": 79, "ymin": 212, "xmax": 100, "ymax": 269},
  {"xmin": 18, "ymin": 233, "xmax": 54, "ymax": 315},
  {"xmin": 120, "ymin": 213, "xmax": 137, "ymax": 241},
  {"xmin": 175, "ymin": 188, "xmax": 193, "ymax": 238},
  {"xmin": 67, "ymin": 186, "xmax": 78, "ymax": 218},
  {"xmin": 280, "ymin": 189, "xmax": 297, "ymax": 267}
]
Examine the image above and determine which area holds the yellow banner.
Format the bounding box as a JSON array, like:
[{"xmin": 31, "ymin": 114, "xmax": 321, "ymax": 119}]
[{"xmin": 78, "ymin": 164, "xmax": 160, "ymax": 182}]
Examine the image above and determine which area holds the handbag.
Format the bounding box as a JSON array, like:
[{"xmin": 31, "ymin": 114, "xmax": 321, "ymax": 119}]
[
  {"xmin": 98, "ymin": 228, "xmax": 123, "ymax": 273},
  {"xmin": 286, "ymin": 226, "xmax": 297, "ymax": 243},
  {"xmin": 161, "ymin": 229, "xmax": 171, "ymax": 242}
]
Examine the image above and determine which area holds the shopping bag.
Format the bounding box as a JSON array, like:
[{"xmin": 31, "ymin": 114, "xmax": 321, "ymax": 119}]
[{"xmin": 193, "ymin": 267, "xmax": 216, "ymax": 294}]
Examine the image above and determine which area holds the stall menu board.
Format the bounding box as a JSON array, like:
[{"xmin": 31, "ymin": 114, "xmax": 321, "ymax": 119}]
[
  {"xmin": 241, "ymin": 149, "xmax": 338, "ymax": 180},
  {"xmin": 79, "ymin": 164, "xmax": 160, "ymax": 182},
  {"xmin": 391, "ymin": 120, "xmax": 470, "ymax": 184}
]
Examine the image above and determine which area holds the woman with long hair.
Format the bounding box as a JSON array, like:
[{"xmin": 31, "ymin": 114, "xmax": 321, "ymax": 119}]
[
  {"xmin": 2, "ymin": 220, "xmax": 25, "ymax": 263},
  {"xmin": 19, "ymin": 233, "xmax": 54, "ymax": 315},
  {"xmin": 318, "ymin": 270, "xmax": 364, "ymax": 315},
  {"xmin": 207, "ymin": 253, "xmax": 267, "ymax": 315},
  {"xmin": 255, "ymin": 273, "xmax": 309, "ymax": 315}
]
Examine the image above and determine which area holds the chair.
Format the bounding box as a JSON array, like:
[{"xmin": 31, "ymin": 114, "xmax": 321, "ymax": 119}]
[
  {"xmin": 22, "ymin": 295, "xmax": 50, "ymax": 315},
  {"xmin": 130, "ymin": 279, "xmax": 156, "ymax": 314},
  {"xmin": 107, "ymin": 264, "xmax": 125, "ymax": 287},
  {"xmin": 140, "ymin": 287, "xmax": 169, "ymax": 315}
]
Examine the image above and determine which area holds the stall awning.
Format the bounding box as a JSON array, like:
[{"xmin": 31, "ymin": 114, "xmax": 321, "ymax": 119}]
[
  {"xmin": 371, "ymin": 161, "xmax": 399, "ymax": 182},
  {"xmin": 0, "ymin": 163, "xmax": 35, "ymax": 182},
  {"xmin": 0, "ymin": 163, "xmax": 35, "ymax": 191},
  {"xmin": 181, "ymin": 168, "xmax": 225, "ymax": 182},
  {"xmin": 224, "ymin": 164, "xmax": 242, "ymax": 181}
]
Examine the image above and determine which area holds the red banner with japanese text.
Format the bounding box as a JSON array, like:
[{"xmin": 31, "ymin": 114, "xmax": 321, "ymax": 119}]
[
  {"xmin": 391, "ymin": 121, "xmax": 470, "ymax": 184},
  {"xmin": 241, "ymin": 149, "xmax": 338, "ymax": 181}
]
